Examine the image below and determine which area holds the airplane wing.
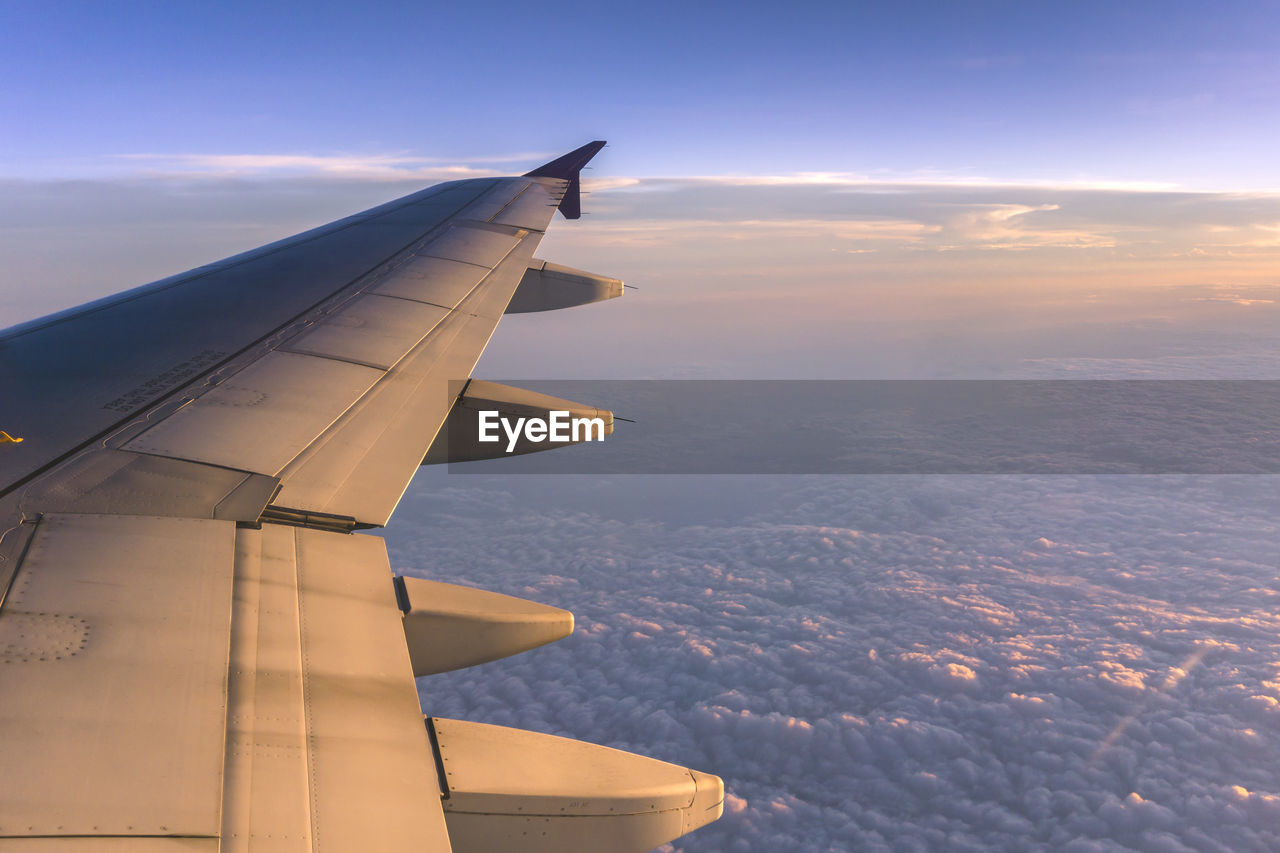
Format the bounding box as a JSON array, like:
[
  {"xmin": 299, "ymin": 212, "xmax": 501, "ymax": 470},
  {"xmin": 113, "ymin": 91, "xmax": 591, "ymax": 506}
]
[{"xmin": 0, "ymin": 142, "xmax": 724, "ymax": 852}]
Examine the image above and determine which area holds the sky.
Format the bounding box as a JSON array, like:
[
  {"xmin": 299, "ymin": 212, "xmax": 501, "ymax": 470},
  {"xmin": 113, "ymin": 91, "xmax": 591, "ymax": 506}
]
[
  {"xmin": 5, "ymin": 2, "xmax": 1280, "ymax": 850},
  {"xmin": 5, "ymin": 2, "xmax": 1280, "ymax": 376},
  {"xmin": 1, "ymin": 0, "xmax": 1280, "ymax": 187}
]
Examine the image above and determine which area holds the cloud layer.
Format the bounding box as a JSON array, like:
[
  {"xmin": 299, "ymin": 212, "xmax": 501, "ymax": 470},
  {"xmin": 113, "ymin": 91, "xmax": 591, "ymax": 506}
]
[
  {"xmin": 6, "ymin": 173, "xmax": 1280, "ymax": 383},
  {"xmin": 385, "ymin": 472, "xmax": 1280, "ymax": 851}
]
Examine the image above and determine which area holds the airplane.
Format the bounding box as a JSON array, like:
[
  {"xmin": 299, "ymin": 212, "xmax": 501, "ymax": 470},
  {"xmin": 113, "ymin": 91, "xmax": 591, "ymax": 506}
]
[{"xmin": 0, "ymin": 142, "xmax": 724, "ymax": 851}]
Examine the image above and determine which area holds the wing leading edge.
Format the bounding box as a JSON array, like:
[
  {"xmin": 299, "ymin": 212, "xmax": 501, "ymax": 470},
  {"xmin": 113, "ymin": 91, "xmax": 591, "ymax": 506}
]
[{"xmin": 0, "ymin": 143, "xmax": 725, "ymax": 851}]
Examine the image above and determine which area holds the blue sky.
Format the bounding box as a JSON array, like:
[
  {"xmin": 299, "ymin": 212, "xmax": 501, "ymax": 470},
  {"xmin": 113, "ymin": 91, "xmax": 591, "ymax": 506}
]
[{"xmin": 2, "ymin": 0, "xmax": 1279, "ymax": 187}]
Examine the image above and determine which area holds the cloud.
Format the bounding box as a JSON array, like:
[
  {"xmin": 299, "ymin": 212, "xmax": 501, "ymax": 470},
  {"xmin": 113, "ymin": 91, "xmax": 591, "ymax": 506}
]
[
  {"xmin": 559, "ymin": 178, "xmax": 1280, "ymax": 260},
  {"xmin": 41, "ymin": 150, "xmax": 1190, "ymax": 192},
  {"xmin": 113, "ymin": 151, "xmax": 505, "ymax": 181},
  {"xmin": 7, "ymin": 167, "xmax": 1280, "ymax": 381},
  {"xmin": 383, "ymin": 472, "xmax": 1280, "ymax": 851},
  {"xmin": 551, "ymin": 216, "xmax": 940, "ymax": 249},
  {"xmin": 627, "ymin": 174, "xmax": 1186, "ymax": 192},
  {"xmin": 1189, "ymin": 296, "xmax": 1275, "ymax": 306},
  {"xmin": 940, "ymin": 203, "xmax": 1117, "ymax": 249}
]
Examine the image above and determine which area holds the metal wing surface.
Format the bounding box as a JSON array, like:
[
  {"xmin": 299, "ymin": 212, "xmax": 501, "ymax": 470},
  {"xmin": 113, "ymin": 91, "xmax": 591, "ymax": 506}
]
[{"xmin": 0, "ymin": 142, "xmax": 723, "ymax": 852}]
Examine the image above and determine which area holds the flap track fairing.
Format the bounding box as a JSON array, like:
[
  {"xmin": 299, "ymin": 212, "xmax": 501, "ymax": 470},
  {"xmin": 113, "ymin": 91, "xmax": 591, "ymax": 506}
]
[
  {"xmin": 396, "ymin": 576, "xmax": 573, "ymax": 676},
  {"xmin": 429, "ymin": 717, "xmax": 724, "ymax": 852},
  {"xmin": 505, "ymin": 260, "xmax": 624, "ymax": 314}
]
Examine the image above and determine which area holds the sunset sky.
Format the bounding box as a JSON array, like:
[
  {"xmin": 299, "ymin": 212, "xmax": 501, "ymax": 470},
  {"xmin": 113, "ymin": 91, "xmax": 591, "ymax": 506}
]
[
  {"xmin": 4, "ymin": 1, "xmax": 1280, "ymax": 381},
  {"xmin": 5, "ymin": 2, "xmax": 1280, "ymax": 850}
]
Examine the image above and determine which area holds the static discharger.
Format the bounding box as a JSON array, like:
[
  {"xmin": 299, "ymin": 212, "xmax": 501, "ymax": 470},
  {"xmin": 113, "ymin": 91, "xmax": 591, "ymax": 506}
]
[{"xmin": 0, "ymin": 432, "xmax": 22, "ymax": 444}]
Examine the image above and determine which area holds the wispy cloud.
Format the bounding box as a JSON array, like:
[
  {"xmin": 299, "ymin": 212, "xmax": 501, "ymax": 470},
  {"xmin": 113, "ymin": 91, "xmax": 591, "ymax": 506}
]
[
  {"xmin": 43, "ymin": 151, "xmax": 1198, "ymax": 193},
  {"xmin": 1187, "ymin": 284, "xmax": 1277, "ymax": 306},
  {"xmin": 567, "ymin": 177, "xmax": 1280, "ymax": 262},
  {"xmin": 608, "ymin": 174, "xmax": 1186, "ymax": 192},
  {"xmin": 114, "ymin": 152, "xmax": 507, "ymax": 181},
  {"xmin": 942, "ymin": 203, "xmax": 1117, "ymax": 249},
  {"xmin": 567, "ymin": 216, "xmax": 940, "ymax": 248}
]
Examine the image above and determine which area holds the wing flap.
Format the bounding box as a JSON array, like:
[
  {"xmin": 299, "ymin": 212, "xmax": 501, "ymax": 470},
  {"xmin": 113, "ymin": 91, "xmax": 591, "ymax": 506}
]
[
  {"xmin": 220, "ymin": 523, "xmax": 311, "ymax": 850},
  {"xmin": 0, "ymin": 514, "xmax": 235, "ymax": 838},
  {"xmin": 293, "ymin": 529, "xmax": 450, "ymax": 849},
  {"xmin": 222, "ymin": 525, "xmax": 451, "ymax": 851}
]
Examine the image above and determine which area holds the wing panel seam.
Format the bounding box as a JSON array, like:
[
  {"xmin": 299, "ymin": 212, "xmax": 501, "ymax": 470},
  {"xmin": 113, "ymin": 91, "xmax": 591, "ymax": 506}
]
[{"xmin": 292, "ymin": 527, "xmax": 320, "ymax": 852}]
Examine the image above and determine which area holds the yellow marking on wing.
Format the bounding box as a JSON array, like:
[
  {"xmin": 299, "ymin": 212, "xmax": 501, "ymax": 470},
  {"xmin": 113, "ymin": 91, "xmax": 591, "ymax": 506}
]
[{"xmin": 0, "ymin": 431, "xmax": 23, "ymax": 444}]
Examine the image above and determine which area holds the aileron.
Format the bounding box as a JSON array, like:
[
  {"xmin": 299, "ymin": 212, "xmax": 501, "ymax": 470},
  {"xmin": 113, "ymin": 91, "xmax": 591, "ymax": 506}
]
[{"xmin": 489, "ymin": 182, "xmax": 564, "ymax": 231}]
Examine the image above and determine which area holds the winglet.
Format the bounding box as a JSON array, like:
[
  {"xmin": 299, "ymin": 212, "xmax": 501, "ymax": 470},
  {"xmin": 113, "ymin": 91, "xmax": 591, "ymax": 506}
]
[
  {"xmin": 525, "ymin": 141, "xmax": 607, "ymax": 180},
  {"xmin": 524, "ymin": 140, "xmax": 607, "ymax": 220}
]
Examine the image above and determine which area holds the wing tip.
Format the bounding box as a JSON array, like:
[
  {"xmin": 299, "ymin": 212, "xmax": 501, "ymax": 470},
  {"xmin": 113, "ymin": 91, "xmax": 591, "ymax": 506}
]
[
  {"xmin": 524, "ymin": 141, "xmax": 608, "ymax": 221},
  {"xmin": 524, "ymin": 140, "xmax": 607, "ymax": 180}
]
